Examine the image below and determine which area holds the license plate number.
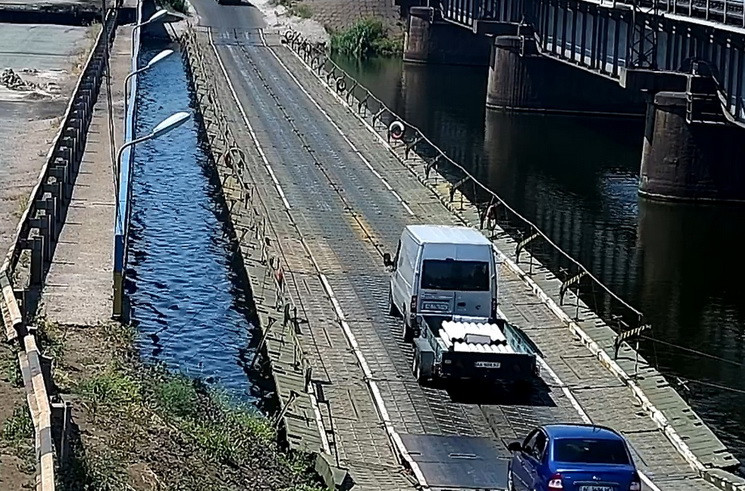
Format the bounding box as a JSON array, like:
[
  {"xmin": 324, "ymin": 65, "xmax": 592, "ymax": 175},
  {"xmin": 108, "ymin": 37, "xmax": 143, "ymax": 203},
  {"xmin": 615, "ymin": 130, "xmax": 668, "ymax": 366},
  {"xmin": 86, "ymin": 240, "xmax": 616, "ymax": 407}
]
[
  {"xmin": 579, "ymin": 486, "xmax": 613, "ymax": 491},
  {"xmin": 474, "ymin": 361, "xmax": 501, "ymax": 369},
  {"xmin": 422, "ymin": 302, "xmax": 448, "ymax": 311}
]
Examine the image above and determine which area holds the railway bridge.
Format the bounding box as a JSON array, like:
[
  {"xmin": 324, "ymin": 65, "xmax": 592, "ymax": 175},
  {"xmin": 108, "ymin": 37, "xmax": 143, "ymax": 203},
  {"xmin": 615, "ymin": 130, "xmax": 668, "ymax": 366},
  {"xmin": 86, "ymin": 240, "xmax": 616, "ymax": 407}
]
[{"xmin": 399, "ymin": 0, "xmax": 745, "ymax": 201}]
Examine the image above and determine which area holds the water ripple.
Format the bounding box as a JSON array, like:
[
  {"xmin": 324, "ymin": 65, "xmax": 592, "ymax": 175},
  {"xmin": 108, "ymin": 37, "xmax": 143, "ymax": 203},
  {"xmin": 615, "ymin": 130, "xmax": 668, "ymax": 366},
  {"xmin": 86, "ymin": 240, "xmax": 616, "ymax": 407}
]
[{"xmin": 125, "ymin": 42, "xmax": 258, "ymax": 402}]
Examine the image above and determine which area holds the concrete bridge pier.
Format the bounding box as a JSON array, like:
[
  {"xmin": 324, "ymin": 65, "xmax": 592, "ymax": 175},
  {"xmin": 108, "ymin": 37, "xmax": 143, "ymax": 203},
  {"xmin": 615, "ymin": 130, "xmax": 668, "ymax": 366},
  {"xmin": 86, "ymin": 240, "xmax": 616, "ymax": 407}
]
[
  {"xmin": 639, "ymin": 90, "xmax": 745, "ymax": 202},
  {"xmin": 403, "ymin": 6, "xmax": 491, "ymax": 66},
  {"xmin": 486, "ymin": 36, "xmax": 644, "ymax": 115}
]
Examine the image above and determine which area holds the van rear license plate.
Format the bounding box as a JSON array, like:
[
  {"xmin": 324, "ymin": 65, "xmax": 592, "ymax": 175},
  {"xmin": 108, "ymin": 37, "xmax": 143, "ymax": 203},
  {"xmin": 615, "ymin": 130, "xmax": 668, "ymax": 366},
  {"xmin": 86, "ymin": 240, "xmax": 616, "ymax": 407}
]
[
  {"xmin": 578, "ymin": 486, "xmax": 613, "ymax": 491},
  {"xmin": 422, "ymin": 302, "xmax": 448, "ymax": 311},
  {"xmin": 474, "ymin": 361, "xmax": 500, "ymax": 369}
]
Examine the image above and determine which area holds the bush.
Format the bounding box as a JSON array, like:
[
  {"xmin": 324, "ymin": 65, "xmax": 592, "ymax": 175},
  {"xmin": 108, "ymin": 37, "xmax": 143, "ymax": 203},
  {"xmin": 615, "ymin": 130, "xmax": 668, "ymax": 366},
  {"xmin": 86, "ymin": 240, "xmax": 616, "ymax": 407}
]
[
  {"xmin": 158, "ymin": 0, "xmax": 188, "ymax": 14},
  {"xmin": 289, "ymin": 3, "xmax": 312, "ymax": 19},
  {"xmin": 156, "ymin": 375, "xmax": 198, "ymax": 418},
  {"xmin": 331, "ymin": 18, "xmax": 402, "ymax": 58}
]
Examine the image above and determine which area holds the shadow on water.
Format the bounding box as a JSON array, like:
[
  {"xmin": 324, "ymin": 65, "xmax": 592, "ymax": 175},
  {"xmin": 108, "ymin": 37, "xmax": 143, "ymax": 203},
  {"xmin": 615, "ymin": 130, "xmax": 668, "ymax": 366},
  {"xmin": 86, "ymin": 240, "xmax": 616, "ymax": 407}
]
[
  {"xmin": 125, "ymin": 41, "xmax": 268, "ymax": 404},
  {"xmin": 336, "ymin": 54, "xmax": 745, "ymax": 468}
]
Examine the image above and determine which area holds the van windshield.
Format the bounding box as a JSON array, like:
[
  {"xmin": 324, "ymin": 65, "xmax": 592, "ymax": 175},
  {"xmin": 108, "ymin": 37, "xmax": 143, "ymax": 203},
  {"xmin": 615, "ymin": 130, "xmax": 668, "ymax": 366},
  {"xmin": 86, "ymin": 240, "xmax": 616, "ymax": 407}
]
[{"xmin": 421, "ymin": 260, "xmax": 489, "ymax": 291}]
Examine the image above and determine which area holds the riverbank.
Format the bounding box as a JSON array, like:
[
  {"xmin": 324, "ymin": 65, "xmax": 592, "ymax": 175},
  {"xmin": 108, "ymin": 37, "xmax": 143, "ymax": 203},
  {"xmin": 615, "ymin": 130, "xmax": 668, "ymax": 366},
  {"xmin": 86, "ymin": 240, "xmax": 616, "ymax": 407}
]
[
  {"xmin": 46, "ymin": 319, "xmax": 321, "ymax": 490},
  {"xmin": 0, "ymin": 16, "xmax": 100, "ymax": 490},
  {"xmin": 248, "ymin": 0, "xmax": 403, "ymax": 55}
]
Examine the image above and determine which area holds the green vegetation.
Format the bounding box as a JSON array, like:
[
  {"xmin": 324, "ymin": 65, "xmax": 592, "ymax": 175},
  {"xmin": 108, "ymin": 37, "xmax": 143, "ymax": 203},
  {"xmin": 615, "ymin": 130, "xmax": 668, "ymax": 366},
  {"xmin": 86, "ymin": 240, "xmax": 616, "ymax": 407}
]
[
  {"xmin": 331, "ymin": 18, "xmax": 403, "ymax": 59},
  {"xmin": 49, "ymin": 319, "xmax": 323, "ymax": 490},
  {"xmin": 269, "ymin": 0, "xmax": 312, "ymax": 18},
  {"xmin": 290, "ymin": 3, "xmax": 313, "ymax": 19},
  {"xmin": 2, "ymin": 405, "xmax": 35, "ymax": 469},
  {"xmin": 158, "ymin": 0, "xmax": 188, "ymax": 15},
  {"xmin": 2, "ymin": 406, "xmax": 33, "ymax": 445},
  {"xmin": 0, "ymin": 346, "xmax": 22, "ymax": 387}
]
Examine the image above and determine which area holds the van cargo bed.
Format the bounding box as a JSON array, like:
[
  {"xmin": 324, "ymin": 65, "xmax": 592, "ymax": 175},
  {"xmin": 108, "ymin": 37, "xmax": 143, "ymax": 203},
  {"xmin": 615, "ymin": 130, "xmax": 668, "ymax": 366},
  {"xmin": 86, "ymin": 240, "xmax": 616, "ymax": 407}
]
[{"xmin": 414, "ymin": 316, "xmax": 538, "ymax": 383}]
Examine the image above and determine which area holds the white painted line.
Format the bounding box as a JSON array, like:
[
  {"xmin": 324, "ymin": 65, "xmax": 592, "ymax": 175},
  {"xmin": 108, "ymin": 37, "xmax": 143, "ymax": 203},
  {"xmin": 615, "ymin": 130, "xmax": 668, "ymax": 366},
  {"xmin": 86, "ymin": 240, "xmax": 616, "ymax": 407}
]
[
  {"xmin": 209, "ymin": 31, "xmax": 292, "ymax": 211},
  {"xmin": 208, "ymin": 27, "xmax": 351, "ymax": 459},
  {"xmin": 258, "ymin": 30, "xmax": 415, "ymax": 217},
  {"xmin": 284, "ymin": 40, "xmax": 410, "ymax": 170},
  {"xmin": 308, "ymin": 381, "xmax": 332, "ymax": 455},
  {"xmin": 319, "ymin": 274, "xmax": 428, "ymax": 488}
]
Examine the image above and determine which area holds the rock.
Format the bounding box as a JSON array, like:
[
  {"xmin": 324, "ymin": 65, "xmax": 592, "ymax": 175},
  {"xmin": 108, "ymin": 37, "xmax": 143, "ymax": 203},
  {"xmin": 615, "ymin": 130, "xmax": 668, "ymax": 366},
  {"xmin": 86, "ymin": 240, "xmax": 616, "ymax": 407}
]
[{"xmin": 0, "ymin": 68, "xmax": 38, "ymax": 91}]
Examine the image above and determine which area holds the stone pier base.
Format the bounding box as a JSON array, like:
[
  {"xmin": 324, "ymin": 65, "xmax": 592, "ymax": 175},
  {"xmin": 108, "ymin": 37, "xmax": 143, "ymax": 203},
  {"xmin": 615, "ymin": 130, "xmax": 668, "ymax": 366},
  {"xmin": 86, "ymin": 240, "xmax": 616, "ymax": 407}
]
[
  {"xmin": 403, "ymin": 6, "xmax": 491, "ymax": 66},
  {"xmin": 639, "ymin": 91, "xmax": 745, "ymax": 202},
  {"xmin": 486, "ymin": 35, "xmax": 643, "ymax": 115}
]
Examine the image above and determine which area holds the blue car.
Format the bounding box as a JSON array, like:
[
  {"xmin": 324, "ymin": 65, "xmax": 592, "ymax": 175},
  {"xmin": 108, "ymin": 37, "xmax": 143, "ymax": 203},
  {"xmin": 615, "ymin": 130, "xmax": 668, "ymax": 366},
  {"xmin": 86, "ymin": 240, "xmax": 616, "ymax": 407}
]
[{"xmin": 507, "ymin": 424, "xmax": 641, "ymax": 491}]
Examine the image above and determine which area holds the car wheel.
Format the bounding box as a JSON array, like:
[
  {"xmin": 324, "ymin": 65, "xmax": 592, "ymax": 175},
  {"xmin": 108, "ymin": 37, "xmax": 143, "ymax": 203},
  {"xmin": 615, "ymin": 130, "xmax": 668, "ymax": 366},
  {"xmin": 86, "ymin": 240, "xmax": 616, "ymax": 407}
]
[
  {"xmin": 388, "ymin": 290, "xmax": 399, "ymax": 317},
  {"xmin": 412, "ymin": 356, "xmax": 421, "ymax": 382},
  {"xmin": 402, "ymin": 319, "xmax": 413, "ymax": 342}
]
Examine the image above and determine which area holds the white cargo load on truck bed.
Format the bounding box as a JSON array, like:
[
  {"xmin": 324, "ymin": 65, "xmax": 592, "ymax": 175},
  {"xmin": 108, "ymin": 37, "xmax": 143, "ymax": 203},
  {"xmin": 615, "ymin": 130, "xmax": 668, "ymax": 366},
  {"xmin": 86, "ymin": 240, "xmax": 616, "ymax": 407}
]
[{"xmin": 438, "ymin": 320, "xmax": 515, "ymax": 354}]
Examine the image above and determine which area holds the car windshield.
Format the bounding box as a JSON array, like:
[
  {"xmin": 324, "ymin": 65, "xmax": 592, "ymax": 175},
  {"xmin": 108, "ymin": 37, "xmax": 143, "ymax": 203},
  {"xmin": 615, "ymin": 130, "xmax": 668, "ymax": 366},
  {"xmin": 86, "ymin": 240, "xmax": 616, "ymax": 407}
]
[
  {"xmin": 421, "ymin": 260, "xmax": 489, "ymax": 291},
  {"xmin": 553, "ymin": 438, "xmax": 630, "ymax": 464}
]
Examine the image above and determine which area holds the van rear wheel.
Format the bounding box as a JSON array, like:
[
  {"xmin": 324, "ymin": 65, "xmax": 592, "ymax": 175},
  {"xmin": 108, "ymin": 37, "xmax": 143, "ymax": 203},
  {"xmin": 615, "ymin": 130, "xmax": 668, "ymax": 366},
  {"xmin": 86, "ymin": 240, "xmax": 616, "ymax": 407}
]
[
  {"xmin": 401, "ymin": 320, "xmax": 413, "ymax": 342},
  {"xmin": 413, "ymin": 355, "xmax": 425, "ymax": 384}
]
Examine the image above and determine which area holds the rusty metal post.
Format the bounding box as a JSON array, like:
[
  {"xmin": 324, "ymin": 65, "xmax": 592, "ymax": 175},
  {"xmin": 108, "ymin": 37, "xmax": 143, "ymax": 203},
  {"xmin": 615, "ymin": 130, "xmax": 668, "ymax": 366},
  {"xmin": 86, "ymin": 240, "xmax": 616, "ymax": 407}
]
[{"xmin": 30, "ymin": 235, "xmax": 44, "ymax": 286}]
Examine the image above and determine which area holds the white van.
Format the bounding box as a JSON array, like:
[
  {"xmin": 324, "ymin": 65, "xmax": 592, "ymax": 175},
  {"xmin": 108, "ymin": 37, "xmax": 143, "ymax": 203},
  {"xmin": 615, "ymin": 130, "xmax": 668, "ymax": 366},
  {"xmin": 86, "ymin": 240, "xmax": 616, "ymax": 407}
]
[{"xmin": 384, "ymin": 225, "xmax": 498, "ymax": 340}]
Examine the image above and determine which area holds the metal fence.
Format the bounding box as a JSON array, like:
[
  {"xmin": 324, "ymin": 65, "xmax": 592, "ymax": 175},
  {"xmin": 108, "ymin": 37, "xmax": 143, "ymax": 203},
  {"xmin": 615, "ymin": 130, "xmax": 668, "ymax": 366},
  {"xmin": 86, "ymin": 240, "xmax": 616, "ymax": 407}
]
[
  {"xmin": 0, "ymin": 7, "xmax": 119, "ymax": 491},
  {"xmin": 645, "ymin": 0, "xmax": 745, "ymax": 29},
  {"xmin": 285, "ymin": 30, "xmax": 650, "ymax": 341}
]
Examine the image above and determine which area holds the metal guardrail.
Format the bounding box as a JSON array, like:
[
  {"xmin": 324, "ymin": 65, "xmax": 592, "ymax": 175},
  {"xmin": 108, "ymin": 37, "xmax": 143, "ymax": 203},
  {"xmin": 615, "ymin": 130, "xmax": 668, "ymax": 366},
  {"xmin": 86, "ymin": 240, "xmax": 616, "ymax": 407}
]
[
  {"xmin": 0, "ymin": 7, "xmax": 119, "ymax": 490},
  {"xmin": 113, "ymin": 0, "xmax": 143, "ymax": 319},
  {"xmin": 285, "ymin": 30, "xmax": 651, "ymax": 345},
  {"xmin": 645, "ymin": 0, "xmax": 745, "ymax": 28}
]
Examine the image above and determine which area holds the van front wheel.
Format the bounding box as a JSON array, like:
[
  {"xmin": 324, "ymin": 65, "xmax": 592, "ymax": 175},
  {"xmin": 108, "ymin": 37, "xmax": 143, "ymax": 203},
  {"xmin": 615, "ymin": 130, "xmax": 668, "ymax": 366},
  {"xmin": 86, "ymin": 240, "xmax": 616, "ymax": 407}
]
[{"xmin": 388, "ymin": 290, "xmax": 400, "ymax": 317}]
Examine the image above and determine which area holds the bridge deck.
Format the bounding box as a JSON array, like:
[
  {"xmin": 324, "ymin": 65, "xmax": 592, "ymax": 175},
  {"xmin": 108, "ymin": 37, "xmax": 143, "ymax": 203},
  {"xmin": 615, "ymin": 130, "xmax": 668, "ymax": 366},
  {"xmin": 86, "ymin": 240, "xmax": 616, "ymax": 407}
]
[{"xmin": 198, "ymin": 27, "xmax": 730, "ymax": 490}]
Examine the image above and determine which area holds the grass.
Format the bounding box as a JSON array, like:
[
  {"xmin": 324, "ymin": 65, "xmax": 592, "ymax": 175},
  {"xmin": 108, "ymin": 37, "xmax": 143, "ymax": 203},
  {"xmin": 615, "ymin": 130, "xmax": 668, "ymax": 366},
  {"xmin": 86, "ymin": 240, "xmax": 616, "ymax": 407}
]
[
  {"xmin": 2, "ymin": 406, "xmax": 33, "ymax": 445},
  {"xmin": 0, "ymin": 346, "xmax": 22, "ymax": 388},
  {"xmin": 77, "ymin": 366, "xmax": 141, "ymax": 415},
  {"xmin": 330, "ymin": 18, "xmax": 403, "ymax": 58},
  {"xmin": 60, "ymin": 446, "xmax": 128, "ymax": 491},
  {"xmin": 1, "ymin": 405, "xmax": 35, "ymax": 472},
  {"xmin": 58, "ymin": 334, "xmax": 322, "ymax": 490},
  {"xmin": 289, "ymin": 3, "xmax": 313, "ymax": 19},
  {"xmin": 36, "ymin": 319, "xmax": 66, "ymax": 362},
  {"xmin": 269, "ymin": 0, "xmax": 313, "ymax": 19}
]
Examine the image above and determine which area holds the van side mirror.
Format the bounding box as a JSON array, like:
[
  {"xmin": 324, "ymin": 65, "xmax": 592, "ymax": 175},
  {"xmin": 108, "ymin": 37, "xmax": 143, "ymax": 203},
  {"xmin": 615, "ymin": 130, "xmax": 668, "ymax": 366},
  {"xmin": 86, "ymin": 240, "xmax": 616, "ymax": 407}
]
[
  {"xmin": 383, "ymin": 253, "xmax": 393, "ymax": 268},
  {"xmin": 507, "ymin": 441, "xmax": 522, "ymax": 453}
]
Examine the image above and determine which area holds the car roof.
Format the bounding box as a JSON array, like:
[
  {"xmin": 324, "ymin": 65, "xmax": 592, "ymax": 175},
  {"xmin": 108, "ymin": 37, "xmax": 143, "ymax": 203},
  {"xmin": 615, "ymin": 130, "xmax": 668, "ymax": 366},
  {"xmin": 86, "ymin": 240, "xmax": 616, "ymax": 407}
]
[
  {"xmin": 406, "ymin": 225, "xmax": 492, "ymax": 246},
  {"xmin": 542, "ymin": 424, "xmax": 625, "ymax": 441}
]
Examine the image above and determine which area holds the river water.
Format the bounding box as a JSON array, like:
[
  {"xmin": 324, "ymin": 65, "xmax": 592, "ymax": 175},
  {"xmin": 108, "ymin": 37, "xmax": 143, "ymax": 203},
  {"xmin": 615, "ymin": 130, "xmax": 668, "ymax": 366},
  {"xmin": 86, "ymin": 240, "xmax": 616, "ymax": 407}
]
[
  {"xmin": 335, "ymin": 55, "xmax": 745, "ymax": 468},
  {"xmin": 126, "ymin": 42, "xmax": 259, "ymax": 402}
]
